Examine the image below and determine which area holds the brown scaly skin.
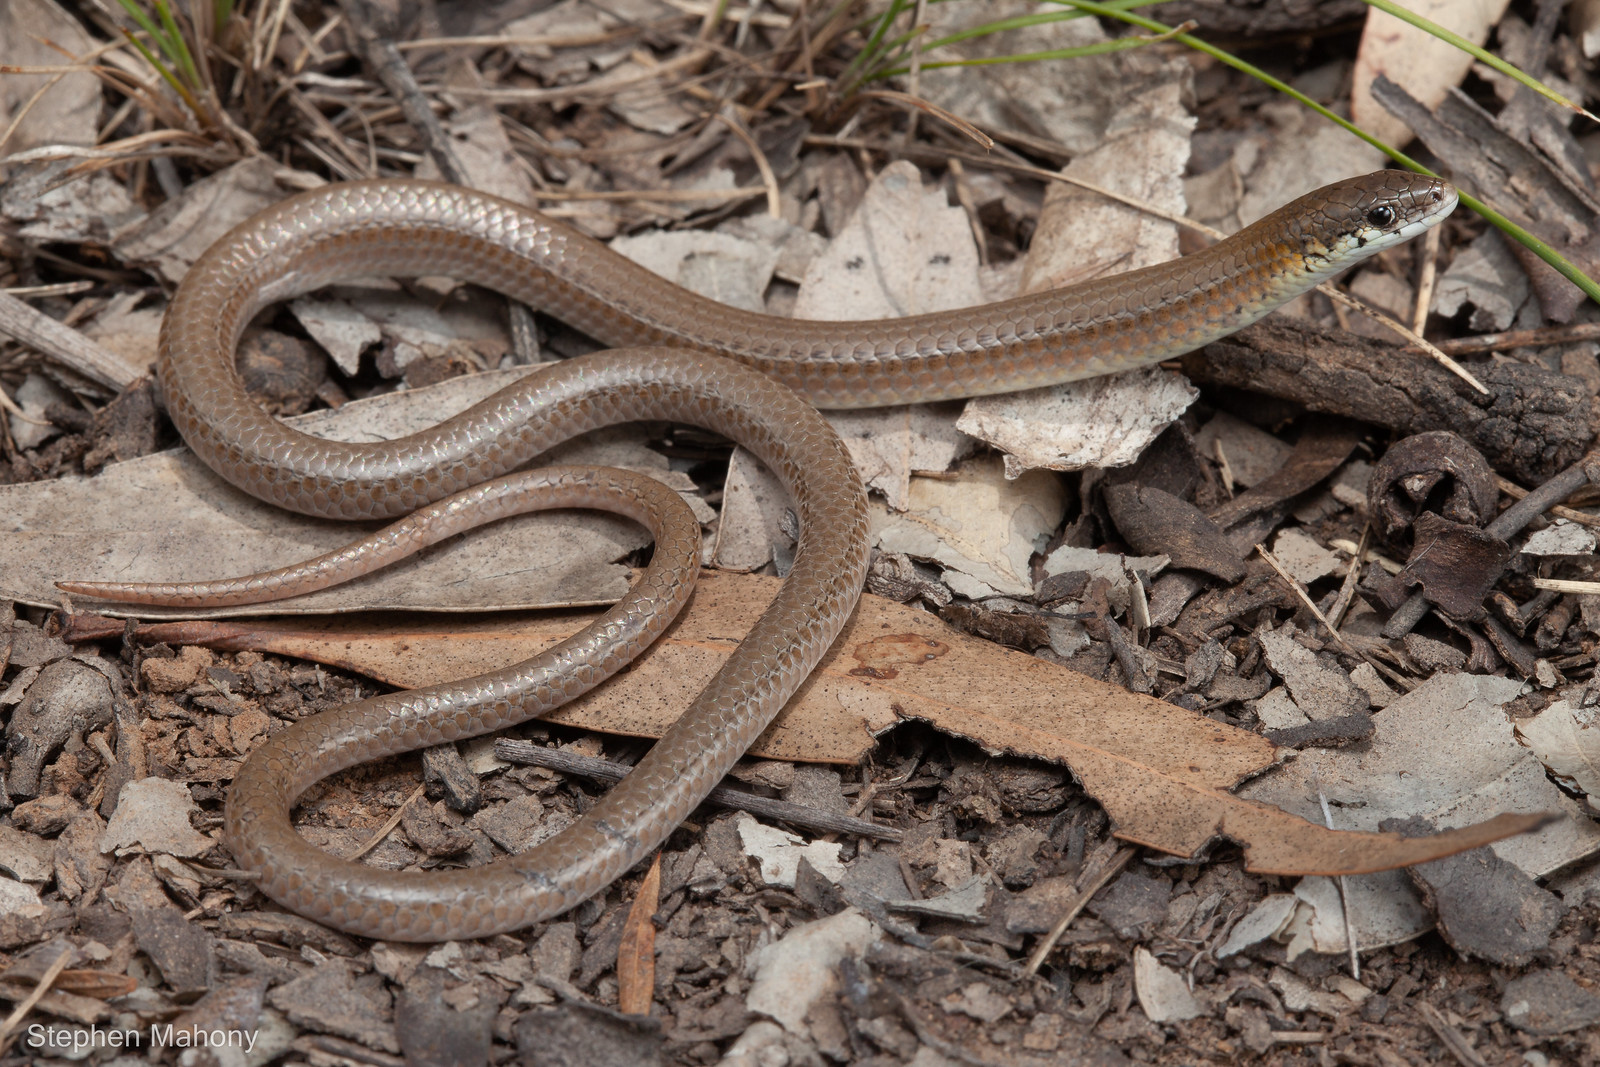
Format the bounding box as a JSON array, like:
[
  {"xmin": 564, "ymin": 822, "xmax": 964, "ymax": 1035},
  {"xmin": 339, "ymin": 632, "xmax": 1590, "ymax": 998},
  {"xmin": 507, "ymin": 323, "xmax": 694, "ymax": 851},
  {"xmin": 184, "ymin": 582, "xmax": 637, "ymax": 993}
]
[{"xmin": 67, "ymin": 171, "xmax": 1454, "ymax": 940}]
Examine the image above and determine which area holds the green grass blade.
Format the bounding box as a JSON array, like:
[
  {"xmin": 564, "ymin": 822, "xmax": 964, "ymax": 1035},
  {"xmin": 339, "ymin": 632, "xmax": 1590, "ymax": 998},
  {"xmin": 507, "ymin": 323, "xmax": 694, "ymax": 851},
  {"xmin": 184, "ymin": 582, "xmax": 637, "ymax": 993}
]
[
  {"xmin": 855, "ymin": 0, "xmax": 1182, "ymax": 95},
  {"xmin": 118, "ymin": 29, "xmax": 194, "ymax": 111},
  {"xmin": 1359, "ymin": 0, "xmax": 1598, "ymax": 124},
  {"xmin": 112, "ymin": 0, "xmax": 168, "ymax": 46},
  {"xmin": 1056, "ymin": 0, "xmax": 1600, "ymax": 307},
  {"xmin": 839, "ymin": 0, "xmax": 915, "ymax": 91},
  {"xmin": 151, "ymin": 0, "xmax": 204, "ymax": 91}
]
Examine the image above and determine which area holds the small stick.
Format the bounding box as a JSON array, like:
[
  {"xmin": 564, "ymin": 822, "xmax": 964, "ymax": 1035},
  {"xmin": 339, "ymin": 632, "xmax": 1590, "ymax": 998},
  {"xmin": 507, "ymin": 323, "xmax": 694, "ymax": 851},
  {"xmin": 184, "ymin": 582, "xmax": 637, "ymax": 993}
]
[
  {"xmin": 1255, "ymin": 544, "xmax": 1357, "ymax": 658},
  {"xmin": 1434, "ymin": 321, "xmax": 1600, "ymax": 355},
  {"xmin": 1411, "ymin": 224, "xmax": 1442, "ymax": 335},
  {"xmin": 1417, "ymin": 1001, "xmax": 1491, "ymax": 1067},
  {"xmin": 493, "ymin": 739, "xmax": 902, "ymax": 841},
  {"xmin": 0, "ymin": 290, "xmax": 138, "ymax": 391},
  {"xmin": 0, "ymin": 946, "xmax": 71, "ymax": 1057},
  {"xmin": 1383, "ymin": 453, "xmax": 1600, "ymax": 639},
  {"xmin": 715, "ymin": 110, "xmax": 780, "ymax": 219},
  {"xmin": 1317, "ymin": 787, "xmax": 1360, "ymax": 980},
  {"xmin": 1023, "ymin": 847, "xmax": 1134, "ymax": 975},
  {"xmin": 1494, "ymin": 475, "xmax": 1600, "ymax": 529},
  {"xmin": 344, "ymin": 781, "xmax": 425, "ymax": 861},
  {"xmin": 1530, "ymin": 577, "xmax": 1600, "ymax": 594},
  {"xmin": 1325, "ymin": 524, "xmax": 1370, "ymax": 631},
  {"xmin": 1257, "ymin": 543, "xmax": 1412, "ymax": 691},
  {"xmin": 1318, "ymin": 285, "xmax": 1487, "ymax": 394},
  {"xmin": 2, "ymin": 280, "xmax": 94, "ymax": 298}
]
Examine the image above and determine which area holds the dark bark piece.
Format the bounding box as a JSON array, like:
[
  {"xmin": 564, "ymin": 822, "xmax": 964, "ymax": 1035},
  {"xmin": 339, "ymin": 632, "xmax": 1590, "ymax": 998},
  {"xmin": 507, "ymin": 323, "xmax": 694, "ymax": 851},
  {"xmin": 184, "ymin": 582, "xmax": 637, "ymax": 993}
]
[
  {"xmin": 102, "ymin": 687, "xmax": 148, "ymax": 820},
  {"xmin": 1181, "ymin": 317, "xmax": 1598, "ymax": 482},
  {"xmin": 1482, "ymin": 615, "xmax": 1540, "ymax": 677},
  {"xmin": 1535, "ymin": 595, "xmax": 1577, "ymax": 651},
  {"xmin": 82, "ymin": 378, "xmax": 162, "ymax": 474},
  {"xmin": 492, "ymin": 740, "xmax": 900, "ymax": 841},
  {"xmin": 5, "ymin": 657, "xmax": 115, "ymax": 798},
  {"xmin": 1384, "ymin": 452, "xmax": 1600, "ymax": 639},
  {"xmin": 10, "ymin": 793, "xmax": 83, "ymax": 834},
  {"xmin": 1367, "ymin": 431, "xmax": 1499, "ymax": 543},
  {"xmin": 396, "ymin": 965, "xmax": 495, "ymax": 1067},
  {"xmin": 1037, "ymin": 569, "xmax": 1091, "ymax": 606},
  {"xmin": 578, "ymin": 906, "xmax": 631, "ymax": 991},
  {"xmin": 513, "ymin": 995, "xmax": 665, "ymax": 1067},
  {"xmin": 940, "ymin": 603, "xmax": 1053, "ymax": 651},
  {"xmin": 1173, "ymin": 574, "xmax": 1297, "ymax": 638},
  {"xmin": 1105, "ymin": 421, "xmax": 1204, "ymax": 501},
  {"xmin": 1085, "ymin": 868, "xmax": 1169, "ymax": 940},
  {"xmin": 1401, "ymin": 633, "xmax": 1468, "ymax": 673},
  {"xmin": 1387, "ymin": 816, "xmax": 1563, "ymax": 967},
  {"xmin": 400, "ymin": 801, "xmax": 475, "ymax": 858},
  {"xmin": 1436, "ymin": 614, "xmax": 1503, "ymax": 674},
  {"xmin": 1103, "ymin": 484, "xmax": 1245, "ymax": 583},
  {"xmin": 1146, "ymin": 570, "xmax": 1203, "ymax": 628},
  {"xmin": 7, "ymin": 618, "xmax": 69, "ymax": 668},
  {"xmin": 794, "ymin": 856, "xmax": 846, "ymax": 916},
  {"xmin": 1263, "ymin": 713, "xmax": 1373, "ymax": 748},
  {"xmin": 129, "ymin": 904, "xmax": 216, "ymax": 996},
  {"xmin": 422, "ymin": 743, "xmax": 483, "ymax": 815},
  {"xmin": 216, "ymin": 911, "xmax": 361, "ymax": 956},
  {"xmin": 268, "ymin": 959, "xmax": 400, "ymax": 1054},
  {"xmin": 1209, "ymin": 416, "xmax": 1364, "ymax": 529},
  {"xmin": 1205, "ymin": 670, "xmax": 1270, "ymax": 705},
  {"xmin": 1502, "ymin": 970, "xmax": 1600, "ymax": 1036},
  {"xmin": 1366, "ymin": 513, "xmax": 1511, "ymax": 620},
  {"xmin": 867, "ymin": 552, "xmax": 952, "ymax": 606},
  {"xmin": 1076, "ymin": 578, "xmax": 1154, "ymax": 693},
  {"xmin": 168, "ymin": 975, "xmax": 269, "ymax": 1050},
  {"xmin": 1185, "ymin": 639, "xmax": 1227, "ymax": 689}
]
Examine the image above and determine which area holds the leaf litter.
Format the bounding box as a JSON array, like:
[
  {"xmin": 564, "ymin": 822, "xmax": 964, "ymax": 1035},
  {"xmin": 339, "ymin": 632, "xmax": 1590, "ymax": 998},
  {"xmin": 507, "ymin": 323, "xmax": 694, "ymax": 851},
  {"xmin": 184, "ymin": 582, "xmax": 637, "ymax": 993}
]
[{"xmin": 3, "ymin": 0, "xmax": 1600, "ymax": 1063}]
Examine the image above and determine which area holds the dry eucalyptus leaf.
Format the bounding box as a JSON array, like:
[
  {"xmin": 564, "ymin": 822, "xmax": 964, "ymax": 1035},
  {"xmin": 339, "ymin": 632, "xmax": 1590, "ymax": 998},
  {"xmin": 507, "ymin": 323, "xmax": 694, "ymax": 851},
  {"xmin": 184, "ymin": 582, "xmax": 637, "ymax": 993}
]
[
  {"xmin": 956, "ymin": 368, "xmax": 1199, "ymax": 477},
  {"xmin": 93, "ymin": 574, "xmax": 1550, "ymax": 877},
  {"xmin": 1233, "ymin": 101, "xmax": 1386, "ymax": 231},
  {"xmin": 1351, "ymin": 0, "xmax": 1511, "ymax": 149},
  {"xmin": 918, "ymin": 5, "xmax": 1186, "ymax": 156},
  {"xmin": 1242, "ymin": 672, "xmax": 1598, "ymax": 878},
  {"xmin": 1, "ymin": 368, "xmax": 705, "ymax": 616},
  {"xmin": 1287, "ymin": 871, "xmax": 1434, "ymax": 956},
  {"xmin": 870, "ymin": 457, "xmax": 1067, "ymax": 599},
  {"xmin": 98, "ymin": 778, "xmax": 213, "ymax": 859},
  {"xmin": 611, "ymin": 229, "xmax": 780, "ymax": 314},
  {"xmin": 1193, "ymin": 412, "xmax": 1292, "ymax": 490},
  {"xmin": 415, "ymin": 104, "xmax": 536, "ymax": 205},
  {"xmin": 113, "ymin": 156, "xmax": 313, "ymax": 284},
  {"xmin": 1516, "ymin": 699, "xmax": 1600, "ymax": 806},
  {"xmin": 0, "ymin": 0, "xmax": 99, "ymax": 158},
  {"xmin": 715, "ymin": 158, "xmax": 985, "ymax": 567},
  {"xmin": 1134, "ymin": 948, "xmax": 1203, "ymax": 1023},
  {"xmin": 958, "ymin": 74, "xmax": 1195, "ymax": 475}
]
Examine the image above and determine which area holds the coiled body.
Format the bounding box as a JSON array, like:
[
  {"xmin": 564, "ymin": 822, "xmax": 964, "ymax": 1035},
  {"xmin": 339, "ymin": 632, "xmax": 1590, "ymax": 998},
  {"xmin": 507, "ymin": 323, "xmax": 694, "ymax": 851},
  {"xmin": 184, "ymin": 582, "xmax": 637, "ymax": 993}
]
[{"xmin": 85, "ymin": 171, "xmax": 1453, "ymax": 940}]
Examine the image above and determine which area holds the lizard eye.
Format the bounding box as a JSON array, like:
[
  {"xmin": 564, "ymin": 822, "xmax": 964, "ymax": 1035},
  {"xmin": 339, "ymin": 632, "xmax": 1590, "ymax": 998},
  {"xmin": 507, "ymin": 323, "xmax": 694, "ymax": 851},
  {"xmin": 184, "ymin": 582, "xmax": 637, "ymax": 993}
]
[{"xmin": 1366, "ymin": 205, "xmax": 1397, "ymax": 228}]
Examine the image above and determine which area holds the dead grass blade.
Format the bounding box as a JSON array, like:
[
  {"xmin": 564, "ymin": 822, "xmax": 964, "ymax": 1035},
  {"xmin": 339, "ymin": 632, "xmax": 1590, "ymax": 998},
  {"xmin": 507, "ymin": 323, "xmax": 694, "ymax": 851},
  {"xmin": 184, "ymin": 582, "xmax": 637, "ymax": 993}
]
[{"xmin": 616, "ymin": 853, "xmax": 662, "ymax": 1016}]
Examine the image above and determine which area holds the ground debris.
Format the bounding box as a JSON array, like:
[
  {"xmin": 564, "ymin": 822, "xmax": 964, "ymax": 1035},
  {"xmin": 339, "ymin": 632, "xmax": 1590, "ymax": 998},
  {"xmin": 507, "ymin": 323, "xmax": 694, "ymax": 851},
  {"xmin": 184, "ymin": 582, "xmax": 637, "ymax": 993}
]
[{"xmin": 5, "ymin": 1, "xmax": 1600, "ymax": 1064}]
